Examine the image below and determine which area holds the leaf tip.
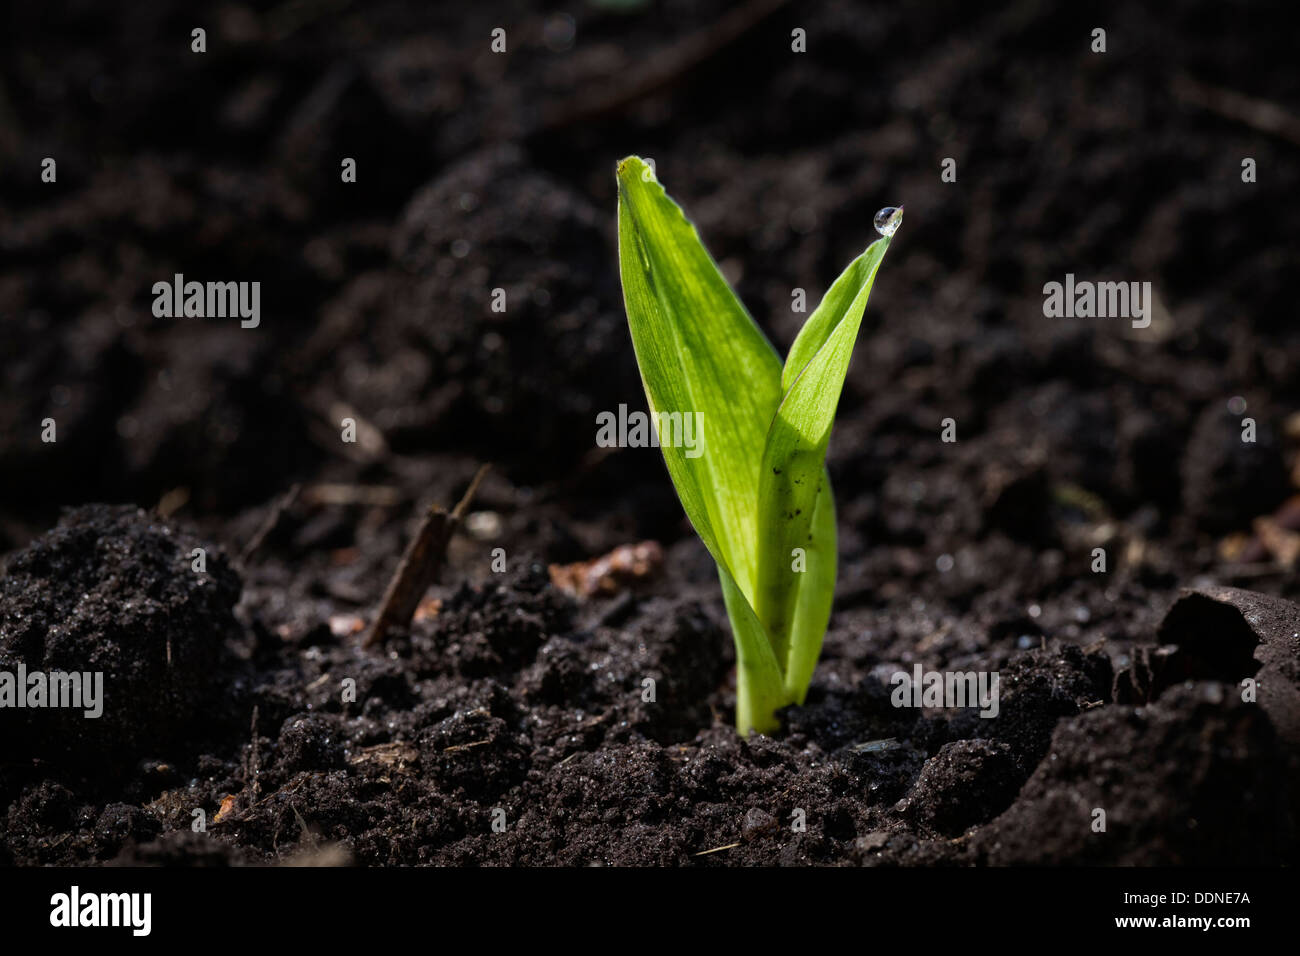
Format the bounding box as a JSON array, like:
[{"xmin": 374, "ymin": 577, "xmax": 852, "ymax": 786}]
[
  {"xmin": 617, "ymin": 156, "xmax": 661, "ymax": 195},
  {"xmin": 616, "ymin": 155, "xmax": 647, "ymax": 185}
]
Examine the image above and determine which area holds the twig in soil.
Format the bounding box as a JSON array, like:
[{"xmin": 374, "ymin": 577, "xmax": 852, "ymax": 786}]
[
  {"xmin": 362, "ymin": 465, "xmax": 490, "ymax": 649},
  {"xmin": 441, "ymin": 739, "xmax": 491, "ymax": 753},
  {"xmin": 1173, "ymin": 73, "xmax": 1300, "ymax": 147},
  {"xmin": 694, "ymin": 842, "xmax": 741, "ymax": 856},
  {"xmin": 240, "ymin": 483, "xmax": 302, "ymax": 564},
  {"xmin": 536, "ymin": 0, "xmax": 792, "ymax": 133},
  {"xmin": 248, "ymin": 706, "xmax": 262, "ymax": 799}
]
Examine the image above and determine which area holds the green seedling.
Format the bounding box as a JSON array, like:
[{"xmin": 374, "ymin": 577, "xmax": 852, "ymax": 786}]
[{"xmin": 615, "ymin": 156, "xmax": 900, "ymax": 734}]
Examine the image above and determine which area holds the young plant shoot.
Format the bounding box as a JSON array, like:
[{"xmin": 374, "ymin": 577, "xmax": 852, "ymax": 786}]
[{"xmin": 615, "ymin": 156, "xmax": 900, "ymax": 735}]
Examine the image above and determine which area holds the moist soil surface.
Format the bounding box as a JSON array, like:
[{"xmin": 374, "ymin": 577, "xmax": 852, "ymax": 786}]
[{"xmin": 2, "ymin": 0, "xmax": 1300, "ymax": 865}]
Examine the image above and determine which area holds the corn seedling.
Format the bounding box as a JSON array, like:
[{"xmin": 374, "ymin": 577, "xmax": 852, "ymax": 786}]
[{"xmin": 615, "ymin": 156, "xmax": 900, "ymax": 734}]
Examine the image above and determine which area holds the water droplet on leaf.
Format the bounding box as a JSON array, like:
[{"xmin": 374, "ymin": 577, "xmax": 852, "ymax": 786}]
[{"xmin": 873, "ymin": 205, "xmax": 904, "ymax": 237}]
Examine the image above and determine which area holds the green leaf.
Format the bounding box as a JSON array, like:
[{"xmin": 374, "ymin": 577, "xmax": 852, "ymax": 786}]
[
  {"xmin": 616, "ymin": 156, "xmax": 789, "ymax": 733},
  {"xmin": 753, "ymin": 239, "xmax": 892, "ymax": 677},
  {"xmin": 615, "ymin": 156, "xmax": 783, "ymax": 599},
  {"xmin": 782, "ymin": 239, "xmax": 891, "ymax": 394}
]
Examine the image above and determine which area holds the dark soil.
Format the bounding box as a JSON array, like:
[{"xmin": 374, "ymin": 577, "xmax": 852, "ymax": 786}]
[{"xmin": 2, "ymin": 0, "xmax": 1299, "ymax": 866}]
